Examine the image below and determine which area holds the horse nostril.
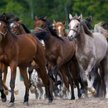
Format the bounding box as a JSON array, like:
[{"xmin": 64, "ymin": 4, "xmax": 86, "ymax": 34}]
[{"xmin": 68, "ymin": 36, "xmax": 72, "ymax": 41}]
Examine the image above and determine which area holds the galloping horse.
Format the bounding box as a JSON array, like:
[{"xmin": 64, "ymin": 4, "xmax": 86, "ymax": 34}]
[
  {"xmin": 8, "ymin": 16, "xmax": 46, "ymax": 99},
  {"xmin": 68, "ymin": 14, "xmax": 108, "ymax": 97},
  {"xmin": 34, "ymin": 16, "xmax": 83, "ymax": 99},
  {"xmin": 1, "ymin": 14, "xmax": 31, "ymax": 95},
  {"xmin": 52, "ymin": 20, "xmax": 67, "ymax": 37},
  {"xmin": 0, "ymin": 13, "xmax": 53, "ymax": 106}
]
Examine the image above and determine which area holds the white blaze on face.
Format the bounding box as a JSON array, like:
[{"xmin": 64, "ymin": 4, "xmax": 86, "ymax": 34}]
[
  {"xmin": 10, "ymin": 23, "xmax": 15, "ymax": 28},
  {"xmin": 68, "ymin": 19, "xmax": 79, "ymax": 38},
  {"xmin": 58, "ymin": 26, "xmax": 62, "ymax": 37},
  {"xmin": 0, "ymin": 22, "xmax": 2, "ymax": 26}
]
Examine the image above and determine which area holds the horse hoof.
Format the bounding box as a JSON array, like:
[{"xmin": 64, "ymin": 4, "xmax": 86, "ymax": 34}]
[
  {"xmin": 80, "ymin": 93, "xmax": 85, "ymax": 98},
  {"xmin": 23, "ymin": 102, "xmax": 29, "ymax": 106},
  {"xmin": 71, "ymin": 97, "xmax": 75, "ymax": 100},
  {"xmin": 1, "ymin": 97, "xmax": 7, "ymax": 102},
  {"xmin": 91, "ymin": 88, "xmax": 96, "ymax": 95},
  {"xmin": 7, "ymin": 102, "xmax": 14, "ymax": 107},
  {"xmin": 48, "ymin": 99, "xmax": 53, "ymax": 103},
  {"xmin": 105, "ymin": 94, "xmax": 108, "ymax": 99},
  {"xmin": 87, "ymin": 90, "xmax": 93, "ymax": 97}
]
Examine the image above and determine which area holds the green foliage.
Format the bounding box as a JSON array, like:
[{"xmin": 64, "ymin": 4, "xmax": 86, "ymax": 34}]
[{"xmin": 0, "ymin": 0, "xmax": 108, "ymax": 28}]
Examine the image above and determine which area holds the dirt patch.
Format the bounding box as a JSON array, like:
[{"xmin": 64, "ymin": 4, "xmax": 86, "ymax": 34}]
[{"xmin": 0, "ymin": 98, "xmax": 108, "ymax": 108}]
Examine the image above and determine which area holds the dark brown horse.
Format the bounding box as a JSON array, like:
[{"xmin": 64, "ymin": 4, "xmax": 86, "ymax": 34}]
[
  {"xmin": 0, "ymin": 14, "xmax": 53, "ymax": 106},
  {"xmin": 34, "ymin": 16, "xmax": 83, "ymax": 99}
]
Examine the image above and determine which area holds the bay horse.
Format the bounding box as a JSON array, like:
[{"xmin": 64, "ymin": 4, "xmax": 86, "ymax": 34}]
[
  {"xmin": 0, "ymin": 13, "xmax": 53, "ymax": 106},
  {"xmin": 68, "ymin": 14, "xmax": 108, "ymax": 98},
  {"xmin": 8, "ymin": 17, "xmax": 46, "ymax": 99},
  {"xmin": 34, "ymin": 16, "xmax": 83, "ymax": 99},
  {"xmin": 0, "ymin": 14, "xmax": 31, "ymax": 96},
  {"xmin": 52, "ymin": 20, "xmax": 67, "ymax": 37}
]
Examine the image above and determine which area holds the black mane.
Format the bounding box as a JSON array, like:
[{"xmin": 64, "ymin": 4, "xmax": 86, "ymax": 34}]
[
  {"xmin": 102, "ymin": 22, "xmax": 108, "ymax": 30},
  {"xmin": 81, "ymin": 20, "xmax": 92, "ymax": 37},
  {"xmin": 38, "ymin": 17, "xmax": 64, "ymax": 41},
  {"xmin": 21, "ymin": 23, "xmax": 31, "ymax": 33},
  {"xmin": 5, "ymin": 13, "xmax": 31, "ymax": 33}
]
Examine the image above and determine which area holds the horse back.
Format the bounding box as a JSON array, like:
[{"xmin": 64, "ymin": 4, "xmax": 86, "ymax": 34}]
[{"xmin": 16, "ymin": 34, "xmax": 38, "ymax": 64}]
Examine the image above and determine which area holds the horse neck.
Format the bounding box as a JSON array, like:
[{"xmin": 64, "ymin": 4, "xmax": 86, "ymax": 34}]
[
  {"xmin": 19, "ymin": 25, "xmax": 26, "ymax": 34},
  {"xmin": 1, "ymin": 30, "xmax": 14, "ymax": 46},
  {"xmin": 64, "ymin": 30, "xmax": 67, "ymax": 37},
  {"xmin": 77, "ymin": 25, "xmax": 86, "ymax": 50},
  {"xmin": 44, "ymin": 33, "xmax": 56, "ymax": 48}
]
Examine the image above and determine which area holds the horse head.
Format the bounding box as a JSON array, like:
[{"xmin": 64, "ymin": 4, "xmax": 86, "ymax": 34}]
[
  {"xmin": 68, "ymin": 14, "xmax": 83, "ymax": 40},
  {"xmin": 34, "ymin": 16, "xmax": 47, "ymax": 31},
  {"xmin": 52, "ymin": 20, "xmax": 66, "ymax": 37},
  {"xmin": 0, "ymin": 13, "xmax": 9, "ymax": 41}
]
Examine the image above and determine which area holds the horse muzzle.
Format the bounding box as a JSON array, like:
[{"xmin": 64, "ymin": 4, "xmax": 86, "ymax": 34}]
[{"xmin": 68, "ymin": 35, "xmax": 75, "ymax": 41}]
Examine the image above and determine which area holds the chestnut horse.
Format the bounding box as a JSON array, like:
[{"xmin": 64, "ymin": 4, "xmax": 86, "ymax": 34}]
[
  {"xmin": 0, "ymin": 14, "xmax": 53, "ymax": 106},
  {"xmin": 8, "ymin": 17, "xmax": 46, "ymax": 99},
  {"xmin": 1, "ymin": 14, "xmax": 31, "ymax": 96},
  {"xmin": 52, "ymin": 20, "xmax": 67, "ymax": 37},
  {"xmin": 34, "ymin": 16, "xmax": 83, "ymax": 99}
]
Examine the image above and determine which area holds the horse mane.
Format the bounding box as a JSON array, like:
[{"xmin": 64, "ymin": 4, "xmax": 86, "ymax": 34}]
[
  {"xmin": 33, "ymin": 30, "xmax": 48, "ymax": 40},
  {"xmin": 101, "ymin": 22, "xmax": 108, "ymax": 30},
  {"xmin": 81, "ymin": 21, "xmax": 93, "ymax": 37},
  {"xmin": 21, "ymin": 23, "xmax": 31, "ymax": 33},
  {"xmin": 84, "ymin": 16, "xmax": 93, "ymax": 29},
  {"xmin": 38, "ymin": 17, "xmax": 64, "ymax": 41}
]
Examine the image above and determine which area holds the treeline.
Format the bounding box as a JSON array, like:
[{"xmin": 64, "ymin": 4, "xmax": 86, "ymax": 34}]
[{"xmin": 0, "ymin": 0, "xmax": 108, "ymax": 28}]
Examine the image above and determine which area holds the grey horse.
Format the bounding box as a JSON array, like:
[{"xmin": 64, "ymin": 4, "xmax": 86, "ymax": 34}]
[
  {"xmin": 94, "ymin": 22, "xmax": 108, "ymax": 39},
  {"xmin": 68, "ymin": 14, "xmax": 108, "ymax": 98}
]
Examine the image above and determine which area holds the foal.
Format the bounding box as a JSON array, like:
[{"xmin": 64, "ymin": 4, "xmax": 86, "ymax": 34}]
[{"xmin": 52, "ymin": 20, "xmax": 67, "ymax": 37}]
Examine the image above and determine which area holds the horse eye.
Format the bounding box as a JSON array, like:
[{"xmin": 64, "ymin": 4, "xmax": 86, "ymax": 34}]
[{"xmin": 76, "ymin": 25, "xmax": 78, "ymax": 28}]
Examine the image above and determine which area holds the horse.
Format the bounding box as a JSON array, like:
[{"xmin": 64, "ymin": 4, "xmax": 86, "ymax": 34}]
[
  {"xmin": 8, "ymin": 17, "xmax": 47, "ymax": 99},
  {"xmin": 68, "ymin": 14, "xmax": 108, "ymax": 98},
  {"xmin": 94, "ymin": 22, "xmax": 108, "ymax": 39},
  {"xmin": 34, "ymin": 16, "xmax": 83, "ymax": 99},
  {"xmin": 52, "ymin": 20, "xmax": 67, "ymax": 37},
  {"xmin": 0, "ymin": 13, "xmax": 53, "ymax": 106}
]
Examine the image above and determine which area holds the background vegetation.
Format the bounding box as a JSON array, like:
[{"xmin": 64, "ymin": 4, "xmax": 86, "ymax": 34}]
[{"xmin": 0, "ymin": 0, "xmax": 108, "ymax": 29}]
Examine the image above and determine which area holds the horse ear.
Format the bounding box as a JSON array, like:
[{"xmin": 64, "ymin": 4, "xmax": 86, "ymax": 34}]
[
  {"xmin": 53, "ymin": 20, "xmax": 56, "ymax": 24},
  {"xmin": 44, "ymin": 16, "xmax": 47, "ymax": 20},
  {"xmin": 69, "ymin": 14, "xmax": 73, "ymax": 20},
  {"xmin": 63, "ymin": 21, "xmax": 66, "ymax": 26},
  {"xmin": 88, "ymin": 16, "xmax": 92, "ymax": 22},
  {"xmin": 78, "ymin": 14, "xmax": 83, "ymax": 21},
  {"xmin": 18, "ymin": 20, "xmax": 22, "ymax": 23},
  {"xmin": 2, "ymin": 13, "xmax": 7, "ymax": 21},
  {"xmin": 35, "ymin": 16, "xmax": 38, "ymax": 20}
]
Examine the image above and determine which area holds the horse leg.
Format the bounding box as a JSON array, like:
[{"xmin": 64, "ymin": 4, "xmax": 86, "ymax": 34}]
[
  {"xmin": 35, "ymin": 88, "xmax": 39, "ymax": 99},
  {"xmin": 28, "ymin": 65, "xmax": 33, "ymax": 81},
  {"xmin": 38, "ymin": 86, "xmax": 43, "ymax": 99},
  {"xmin": 19, "ymin": 67, "xmax": 30, "ymax": 105},
  {"xmin": 100, "ymin": 54, "xmax": 108, "ymax": 98},
  {"xmin": 2, "ymin": 66, "xmax": 9, "ymax": 95},
  {"xmin": 60, "ymin": 67, "xmax": 69, "ymax": 91},
  {"xmin": 9, "ymin": 62, "xmax": 17, "ymax": 107},
  {"xmin": 34, "ymin": 57, "xmax": 53, "ymax": 102},
  {"xmin": 63, "ymin": 63, "xmax": 75, "ymax": 100},
  {"xmin": 0, "ymin": 72, "xmax": 7, "ymax": 102}
]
